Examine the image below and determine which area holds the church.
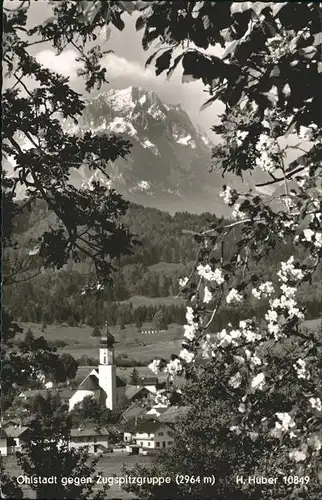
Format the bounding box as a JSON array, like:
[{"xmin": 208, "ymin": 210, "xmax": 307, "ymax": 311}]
[{"xmin": 69, "ymin": 329, "xmax": 126, "ymax": 412}]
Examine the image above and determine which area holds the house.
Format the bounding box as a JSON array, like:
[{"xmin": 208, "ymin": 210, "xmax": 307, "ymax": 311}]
[
  {"xmin": 18, "ymin": 389, "xmax": 59, "ymax": 402},
  {"xmin": 123, "ymin": 420, "xmax": 139, "ymax": 443},
  {"xmin": 125, "ymin": 386, "xmax": 153, "ymax": 402},
  {"xmin": 5, "ymin": 426, "xmax": 29, "ymax": 451},
  {"xmin": 69, "ymin": 329, "xmax": 126, "ymax": 412},
  {"xmin": 158, "ymin": 405, "xmax": 191, "ymax": 423},
  {"xmin": 145, "ymin": 406, "xmax": 169, "ymax": 418},
  {"xmin": 139, "ymin": 376, "xmax": 166, "ymax": 393},
  {"xmin": 58, "ymin": 389, "xmax": 75, "ymax": 406},
  {"xmin": 132, "ymin": 420, "xmax": 174, "ymax": 450},
  {"xmin": 69, "ymin": 427, "xmax": 110, "ymax": 453},
  {"xmin": 0, "ymin": 428, "xmax": 8, "ymax": 456}
]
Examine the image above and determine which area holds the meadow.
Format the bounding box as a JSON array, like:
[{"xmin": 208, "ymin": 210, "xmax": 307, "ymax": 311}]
[
  {"xmin": 18, "ymin": 317, "xmax": 322, "ymax": 363},
  {"xmin": 18, "ymin": 321, "xmax": 184, "ymax": 363}
]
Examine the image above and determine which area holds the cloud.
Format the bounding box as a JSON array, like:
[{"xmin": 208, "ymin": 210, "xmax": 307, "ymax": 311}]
[
  {"xmin": 36, "ymin": 49, "xmax": 81, "ymax": 79},
  {"xmin": 101, "ymin": 53, "xmax": 155, "ymax": 81},
  {"xmin": 35, "ymin": 48, "xmax": 155, "ymax": 84}
]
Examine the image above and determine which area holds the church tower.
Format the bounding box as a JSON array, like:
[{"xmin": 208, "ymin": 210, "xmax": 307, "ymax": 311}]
[{"xmin": 98, "ymin": 325, "xmax": 117, "ymax": 410}]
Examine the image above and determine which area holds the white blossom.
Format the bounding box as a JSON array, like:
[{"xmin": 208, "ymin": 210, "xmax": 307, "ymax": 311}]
[
  {"xmin": 201, "ymin": 334, "xmax": 213, "ymax": 359},
  {"xmin": 250, "ymin": 353, "xmax": 262, "ymax": 367},
  {"xmin": 315, "ymin": 232, "xmax": 322, "ymax": 248},
  {"xmin": 186, "ymin": 306, "xmax": 195, "ymax": 325},
  {"xmin": 280, "ymin": 284, "xmax": 297, "ymax": 298},
  {"xmin": 303, "ymin": 229, "xmax": 315, "ymax": 242},
  {"xmin": 217, "ymin": 329, "xmax": 233, "ymax": 347},
  {"xmin": 289, "ymin": 449, "xmax": 306, "ymax": 462},
  {"xmin": 293, "ymin": 359, "xmax": 310, "ymax": 380},
  {"xmin": 203, "ymin": 286, "xmax": 213, "ymax": 303},
  {"xmin": 271, "ymin": 412, "xmax": 296, "ymax": 438},
  {"xmin": 251, "ymin": 372, "xmax": 266, "ymax": 390},
  {"xmin": 183, "ymin": 323, "xmax": 197, "ymax": 341},
  {"xmin": 219, "ymin": 185, "xmax": 233, "ymax": 205},
  {"xmin": 230, "ymin": 425, "xmax": 242, "ymax": 435},
  {"xmin": 226, "ymin": 288, "xmax": 243, "ymax": 304},
  {"xmin": 278, "ymin": 256, "xmax": 304, "ymax": 282},
  {"xmin": 232, "ymin": 203, "xmax": 244, "ymax": 220},
  {"xmin": 179, "ymin": 348, "xmax": 195, "ymax": 364},
  {"xmin": 148, "ymin": 359, "xmax": 161, "ymax": 375},
  {"xmin": 197, "ymin": 264, "xmax": 225, "ymax": 285},
  {"xmin": 238, "ymin": 402, "xmax": 247, "ymax": 413},
  {"xmin": 228, "ymin": 372, "xmax": 242, "ymax": 388},
  {"xmin": 164, "ymin": 358, "xmax": 182, "ymax": 377},
  {"xmin": 252, "ymin": 281, "xmax": 275, "ymax": 299},
  {"xmin": 236, "ymin": 130, "xmax": 249, "ymax": 147},
  {"xmin": 179, "ymin": 277, "xmax": 189, "ymax": 287},
  {"xmin": 309, "ymin": 397, "xmax": 322, "ymax": 412}
]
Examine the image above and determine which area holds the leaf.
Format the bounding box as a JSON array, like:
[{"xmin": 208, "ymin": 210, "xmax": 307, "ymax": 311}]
[
  {"xmin": 271, "ymin": 3, "xmax": 287, "ymax": 17},
  {"xmin": 230, "ymin": 2, "xmax": 253, "ymax": 15},
  {"xmin": 112, "ymin": 13, "xmax": 125, "ymax": 31},
  {"xmin": 166, "ymin": 53, "xmax": 184, "ymax": 80},
  {"xmin": 182, "ymin": 73, "xmax": 198, "ymax": 84},
  {"xmin": 118, "ymin": 1, "xmax": 136, "ymax": 14},
  {"xmin": 202, "ymin": 15, "xmax": 210, "ymax": 30},
  {"xmin": 155, "ymin": 49, "xmax": 172, "ymax": 76},
  {"xmin": 200, "ymin": 90, "xmax": 224, "ymax": 111},
  {"xmin": 136, "ymin": 15, "xmax": 146, "ymax": 31},
  {"xmin": 98, "ymin": 25, "xmax": 111, "ymax": 43},
  {"xmin": 299, "ymin": 46, "xmax": 317, "ymax": 59},
  {"xmin": 145, "ymin": 49, "xmax": 163, "ymax": 69},
  {"xmin": 270, "ymin": 65, "xmax": 280, "ymax": 78}
]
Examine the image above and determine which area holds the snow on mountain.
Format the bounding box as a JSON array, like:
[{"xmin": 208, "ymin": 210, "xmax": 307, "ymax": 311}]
[
  {"xmin": 35, "ymin": 86, "xmax": 237, "ymax": 215},
  {"xmin": 108, "ymin": 116, "xmax": 137, "ymax": 137}
]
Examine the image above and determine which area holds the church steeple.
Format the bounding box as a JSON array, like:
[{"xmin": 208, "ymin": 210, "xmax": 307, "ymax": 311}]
[
  {"xmin": 99, "ymin": 324, "xmax": 115, "ymax": 365},
  {"xmin": 98, "ymin": 323, "xmax": 117, "ymax": 410}
]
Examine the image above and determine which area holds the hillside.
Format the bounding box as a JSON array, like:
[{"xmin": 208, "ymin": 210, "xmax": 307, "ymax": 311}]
[{"xmin": 4, "ymin": 200, "xmax": 322, "ymax": 328}]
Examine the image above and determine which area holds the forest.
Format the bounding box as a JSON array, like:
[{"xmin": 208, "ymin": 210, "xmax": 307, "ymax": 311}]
[{"xmin": 5, "ymin": 201, "xmax": 322, "ymax": 327}]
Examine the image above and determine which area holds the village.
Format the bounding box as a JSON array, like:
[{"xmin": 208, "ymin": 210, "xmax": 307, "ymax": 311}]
[{"xmin": 0, "ymin": 327, "xmax": 189, "ymax": 461}]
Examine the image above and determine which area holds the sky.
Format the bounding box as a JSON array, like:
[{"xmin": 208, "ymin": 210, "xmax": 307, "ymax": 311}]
[{"xmin": 8, "ymin": 0, "xmax": 224, "ymax": 136}]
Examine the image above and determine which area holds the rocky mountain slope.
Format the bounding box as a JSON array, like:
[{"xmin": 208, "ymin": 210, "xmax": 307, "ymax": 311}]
[{"xmin": 64, "ymin": 85, "xmax": 234, "ymax": 215}]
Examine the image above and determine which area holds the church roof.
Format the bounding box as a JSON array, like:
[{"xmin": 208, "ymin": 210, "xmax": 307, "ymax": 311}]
[
  {"xmin": 116, "ymin": 376, "xmax": 126, "ymax": 388},
  {"xmin": 100, "ymin": 326, "xmax": 115, "ymax": 347},
  {"xmin": 79, "ymin": 374, "xmax": 100, "ymax": 391},
  {"xmin": 78, "ymin": 372, "xmax": 125, "ymax": 391}
]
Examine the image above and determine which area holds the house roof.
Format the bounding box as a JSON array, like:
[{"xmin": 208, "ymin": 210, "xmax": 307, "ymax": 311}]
[
  {"xmin": 121, "ymin": 402, "xmax": 148, "ymax": 422},
  {"xmin": 158, "ymin": 405, "xmax": 191, "ymax": 423},
  {"xmin": 134, "ymin": 420, "xmax": 164, "ymax": 434},
  {"xmin": 5, "ymin": 426, "xmax": 29, "ymax": 438},
  {"xmin": 70, "ymin": 427, "xmax": 109, "ymax": 438},
  {"xmin": 2, "ymin": 420, "xmax": 20, "ymax": 428},
  {"xmin": 146, "ymin": 406, "xmax": 168, "ymax": 415},
  {"xmin": 19, "ymin": 389, "xmax": 58, "ymax": 399},
  {"xmin": 58, "ymin": 389, "xmax": 75, "ymax": 400},
  {"xmin": 125, "ymin": 386, "xmax": 151, "ymax": 400},
  {"xmin": 0, "ymin": 428, "xmax": 8, "ymax": 439},
  {"xmin": 140, "ymin": 376, "xmax": 159, "ymax": 385}
]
